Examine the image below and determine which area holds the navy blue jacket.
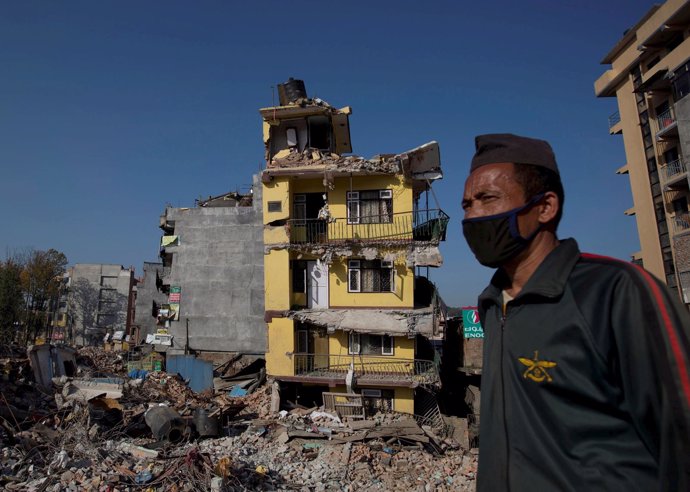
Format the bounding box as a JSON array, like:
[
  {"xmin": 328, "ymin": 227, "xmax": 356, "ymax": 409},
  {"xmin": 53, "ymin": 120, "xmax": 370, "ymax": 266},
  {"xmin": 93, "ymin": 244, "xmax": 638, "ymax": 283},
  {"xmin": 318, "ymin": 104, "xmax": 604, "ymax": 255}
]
[{"xmin": 476, "ymin": 239, "xmax": 690, "ymax": 491}]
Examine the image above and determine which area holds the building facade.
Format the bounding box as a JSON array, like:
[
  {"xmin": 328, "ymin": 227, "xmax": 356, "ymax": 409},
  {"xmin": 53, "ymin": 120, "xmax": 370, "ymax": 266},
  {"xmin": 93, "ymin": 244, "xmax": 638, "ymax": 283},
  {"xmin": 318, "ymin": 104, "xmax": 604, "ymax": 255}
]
[
  {"xmin": 595, "ymin": 0, "xmax": 690, "ymax": 306},
  {"xmin": 158, "ymin": 183, "xmax": 266, "ymax": 354},
  {"xmin": 66, "ymin": 264, "xmax": 136, "ymax": 346},
  {"xmin": 132, "ymin": 262, "xmax": 169, "ymax": 342},
  {"xmin": 262, "ymin": 79, "xmax": 449, "ymax": 419}
]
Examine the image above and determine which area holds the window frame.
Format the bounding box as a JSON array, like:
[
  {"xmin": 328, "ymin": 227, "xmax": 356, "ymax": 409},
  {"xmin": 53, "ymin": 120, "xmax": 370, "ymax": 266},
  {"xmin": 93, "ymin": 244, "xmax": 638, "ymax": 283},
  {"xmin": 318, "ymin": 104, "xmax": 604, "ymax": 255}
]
[
  {"xmin": 348, "ymin": 333, "xmax": 395, "ymax": 356},
  {"xmin": 347, "ymin": 259, "xmax": 394, "ymax": 293},
  {"xmin": 346, "ymin": 189, "xmax": 393, "ymax": 224},
  {"xmin": 293, "ymin": 194, "xmax": 307, "ymax": 225}
]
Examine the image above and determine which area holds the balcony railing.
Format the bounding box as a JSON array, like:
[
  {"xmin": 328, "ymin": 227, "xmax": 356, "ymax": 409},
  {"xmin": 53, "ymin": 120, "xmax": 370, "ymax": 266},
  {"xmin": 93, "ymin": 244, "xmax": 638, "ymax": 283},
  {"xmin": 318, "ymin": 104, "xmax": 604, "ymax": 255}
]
[
  {"xmin": 287, "ymin": 209, "xmax": 449, "ymax": 245},
  {"xmin": 673, "ymin": 212, "xmax": 690, "ymax": 235},
  {"xmin": 608, "ymin": 110, "xmax": 621, "ymax": 129},
  {"xmin": 656, "ymin": 108, "xmax": 677, "ymax": 135},
  {"xmin": 660, "ymin": 157, "xmax": 688, "ymax": 187},
  {"xmin": 293, "ymin": 353, "xmax": 440, "ymax": 386}
]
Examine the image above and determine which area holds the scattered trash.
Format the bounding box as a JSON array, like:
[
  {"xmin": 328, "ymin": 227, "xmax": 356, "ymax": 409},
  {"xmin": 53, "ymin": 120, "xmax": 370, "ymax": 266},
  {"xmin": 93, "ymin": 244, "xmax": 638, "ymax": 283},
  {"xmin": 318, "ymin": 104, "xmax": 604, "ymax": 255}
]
[
  {"xmin": 145, "ymin": 405, "xmax": 186, "ymax": 443},
  {"xmin": 135, "ymin": 469, "xmax": 153, "ymax": 484},
  {"xmin": 228, "ymin": 386, "xmax": 248, "ymax": 397}
]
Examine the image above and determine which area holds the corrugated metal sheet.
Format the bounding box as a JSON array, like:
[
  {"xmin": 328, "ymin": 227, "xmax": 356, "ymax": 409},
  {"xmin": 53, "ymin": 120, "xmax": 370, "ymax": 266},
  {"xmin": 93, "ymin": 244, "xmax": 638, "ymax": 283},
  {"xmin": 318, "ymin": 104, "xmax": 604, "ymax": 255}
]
[{"xmin": 166, "ymin": 355, "xmax": 213, "ymax": 393}]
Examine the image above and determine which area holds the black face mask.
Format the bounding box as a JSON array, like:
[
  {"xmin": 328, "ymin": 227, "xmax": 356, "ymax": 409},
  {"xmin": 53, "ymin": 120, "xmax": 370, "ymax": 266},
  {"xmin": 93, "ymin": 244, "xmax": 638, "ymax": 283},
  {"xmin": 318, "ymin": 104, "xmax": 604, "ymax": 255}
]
[{"xmin": 462, "ymin": 194, "xmax": 545, "ymax": 268}]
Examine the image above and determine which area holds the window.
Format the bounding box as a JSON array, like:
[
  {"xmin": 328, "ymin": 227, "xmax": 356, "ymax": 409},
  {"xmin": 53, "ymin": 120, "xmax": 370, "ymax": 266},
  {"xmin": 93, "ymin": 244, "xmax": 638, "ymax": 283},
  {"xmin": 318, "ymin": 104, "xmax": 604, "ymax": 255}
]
[
  {"xmin": 267, "ymin": 201, "xmax": 282, "ymax": 213},
  {"xmin": 673, "ymin": 63, "xmax": 690, "ymax": 101},
  {"xmin": 361, "ymin": 388, "xmax": 394, "ymax": 415},
  {"xmin": 97, "ymin": 313, "xmax": 118, "ymax": 327},
  {"xmin": 292, "ymin": 260, "xmax": 307, "ymax": 293},
  {"xmin": 293, "ymin": 194, "xmax": 306, "ymax": 225},
  {"xmin": 680, "ymin": 270, "xmax": 690, "ymax": 303},
  {"xmin": 348, "ymin": 333, "xmax": 394, "ymax": 355},
  {"xmin": 348, "ymin": 260, "xmax": 394, "ymax": 292},
  {"xmin": 286, "ymin": 127, "xmax": 298, "ymax": 147},
  {"xmin": 307, "ymin": 116, "xmax": 331, "ymax": 150},
  {"xmin": 100, "ymin": 276, "xmax": 118, "ymax": 288},
  {"xmin": 347, "ymin": 190, "xmax": 392, "ymax": 224}
]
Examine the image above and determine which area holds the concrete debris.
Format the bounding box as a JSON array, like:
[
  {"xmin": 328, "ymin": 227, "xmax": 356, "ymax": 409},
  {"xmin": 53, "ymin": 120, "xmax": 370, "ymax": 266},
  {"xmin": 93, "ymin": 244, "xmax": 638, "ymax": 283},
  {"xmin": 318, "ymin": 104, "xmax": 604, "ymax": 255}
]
[
  {"xmin": 0, "ymin": 346, "xmax": 477, "ymax": 490},
  {"xmin": 291, "ymin": 308, "xmax": 438, "ymax": 336},
  {"xmin": 27, "ymin": 344, "xmax": 77, "ymax": 388},
  {"xmin": 406, "ymin": 245, "xmax": 444, "ymax": 268},
  {"xmin": 265, "ymin": 242, "xmax": 443, "ymax": 268},
  {"xmin": 62, "ymin": 377, "xmax": 124, "ymax": 402},
  {"xmin": 266, "ymin": 148, "xmax": 402, "ymax": 175}
]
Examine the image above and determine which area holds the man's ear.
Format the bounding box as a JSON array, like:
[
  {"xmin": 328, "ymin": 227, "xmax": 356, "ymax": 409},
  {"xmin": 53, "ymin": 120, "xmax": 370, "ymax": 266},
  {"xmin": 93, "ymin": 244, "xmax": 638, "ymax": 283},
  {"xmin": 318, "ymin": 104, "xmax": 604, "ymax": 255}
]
[{"xmin": 538, "ymin": 191, "xmax": 559, "ymax": 225}]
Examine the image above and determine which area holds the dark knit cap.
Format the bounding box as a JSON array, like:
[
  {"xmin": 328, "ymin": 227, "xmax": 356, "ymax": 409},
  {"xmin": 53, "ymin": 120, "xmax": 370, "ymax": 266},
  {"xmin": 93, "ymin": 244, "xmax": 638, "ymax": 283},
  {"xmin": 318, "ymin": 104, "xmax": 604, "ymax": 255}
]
[{"xmin": 470, "ymin": 133, "xmax": 559, "ymax": 174}]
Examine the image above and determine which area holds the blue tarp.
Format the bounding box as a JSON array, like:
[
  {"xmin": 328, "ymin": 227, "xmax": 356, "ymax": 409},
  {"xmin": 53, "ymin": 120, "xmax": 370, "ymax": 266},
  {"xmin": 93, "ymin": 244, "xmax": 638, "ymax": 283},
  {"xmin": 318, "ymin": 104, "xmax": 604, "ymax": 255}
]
[
  {"xmin": 166, "ymin": 355, "xmax": 213, "ymax": 393},
  {"xmin": 228, "ymin": 386, "xmax": 248, "ymax": 397}
]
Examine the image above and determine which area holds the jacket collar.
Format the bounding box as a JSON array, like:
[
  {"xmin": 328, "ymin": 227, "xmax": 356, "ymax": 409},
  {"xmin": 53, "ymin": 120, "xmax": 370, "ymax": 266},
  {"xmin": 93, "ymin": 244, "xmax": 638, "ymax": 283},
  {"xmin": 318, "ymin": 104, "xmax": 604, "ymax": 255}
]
[{"xmin": 478, "ymin": 238, "xmax": 581, "ymax": 309}]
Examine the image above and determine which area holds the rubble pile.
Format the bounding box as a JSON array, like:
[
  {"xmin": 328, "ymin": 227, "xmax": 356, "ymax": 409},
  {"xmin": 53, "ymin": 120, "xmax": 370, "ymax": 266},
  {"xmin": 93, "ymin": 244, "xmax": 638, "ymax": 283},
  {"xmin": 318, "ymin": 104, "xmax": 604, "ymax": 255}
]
[
  {"xmin": 0, "ymin": 347, "xmax": 478, "ymax": 491},
  {"xmin": 77, "ymin": 347, "xmax": 127, "ymax": 375},
  {"xmin": 269, "ymin": 147, "xmax": 402, "ymax": 175}
]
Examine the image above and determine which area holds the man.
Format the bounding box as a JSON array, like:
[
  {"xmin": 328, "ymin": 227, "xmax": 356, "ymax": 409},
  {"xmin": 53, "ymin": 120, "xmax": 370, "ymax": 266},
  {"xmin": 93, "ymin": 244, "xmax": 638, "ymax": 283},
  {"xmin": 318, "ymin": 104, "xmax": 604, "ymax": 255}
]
[{"xmin": 461, "ymin": 133, "xmax": 690, "ymax": 491}]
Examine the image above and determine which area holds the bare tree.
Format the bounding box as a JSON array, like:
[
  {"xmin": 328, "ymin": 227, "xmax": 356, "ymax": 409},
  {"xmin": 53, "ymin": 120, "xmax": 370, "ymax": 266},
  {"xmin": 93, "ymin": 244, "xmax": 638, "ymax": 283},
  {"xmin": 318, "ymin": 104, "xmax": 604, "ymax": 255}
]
[{"xmin": 67, "ymin": 278, "xmax": 99, "ymax": 346}]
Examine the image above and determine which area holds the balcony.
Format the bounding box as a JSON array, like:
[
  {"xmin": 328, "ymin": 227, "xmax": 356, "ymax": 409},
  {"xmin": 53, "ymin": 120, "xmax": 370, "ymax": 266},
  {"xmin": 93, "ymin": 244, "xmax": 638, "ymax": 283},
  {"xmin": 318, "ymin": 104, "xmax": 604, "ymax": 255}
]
[
  {"xmin": 292, "ymin": 353, "xmax": 440, "ymax": 387},
  {"xmin": 286, "ymin": 209, "xmax": 449, "ymax": 245},
  {"xmin": 673, "ymin": 212, "xmax": 690, "ymax": 235},
  {"xmin": 660, "ymin": 157, "xmax": 689, "ymax": 189},
  {"xmin": 656, "ymin": 108, "xmax": 678, "ymax": 140},
  {"xmin": 608, "ymin": 110, "xmax": 622, "ymax": 134}
]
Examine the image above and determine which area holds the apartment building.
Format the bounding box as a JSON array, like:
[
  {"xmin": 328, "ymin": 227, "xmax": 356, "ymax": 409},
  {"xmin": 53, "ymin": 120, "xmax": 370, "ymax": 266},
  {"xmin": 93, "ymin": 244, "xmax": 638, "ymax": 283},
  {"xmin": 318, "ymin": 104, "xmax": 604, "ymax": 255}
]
[
  {"xmin": 158, "ymin": 186, "xmax": 266, "ymax": 354},
  {"xmin": 66, "ymin": 264, "xmax": 136, "ymax": 346},
  {"xmin": 262, "ymin": 79, "xmax": 449, "ymax": 421},
  {"xmin": 595, "ymin": 0, "xmax": 690, "ymax": 306}
]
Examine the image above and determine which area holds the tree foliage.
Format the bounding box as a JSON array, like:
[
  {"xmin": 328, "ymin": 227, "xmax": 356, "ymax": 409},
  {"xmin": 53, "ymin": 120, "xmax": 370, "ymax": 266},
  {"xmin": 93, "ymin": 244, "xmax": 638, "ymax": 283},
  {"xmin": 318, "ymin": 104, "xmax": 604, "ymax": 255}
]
[
  {"xmin": 0, "ymin": 248, "xmax": 69, "ymax": 344},
  {"xmin": 0, "ymin": 258, "xmax": 24, "ymax": 342}
]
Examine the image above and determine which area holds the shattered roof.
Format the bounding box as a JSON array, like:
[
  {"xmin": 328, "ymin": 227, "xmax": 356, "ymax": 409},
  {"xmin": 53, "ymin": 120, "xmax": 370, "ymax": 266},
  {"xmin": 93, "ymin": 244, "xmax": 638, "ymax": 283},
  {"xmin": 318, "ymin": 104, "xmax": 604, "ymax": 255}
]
[
  {"xmin": 263, "ymin": 141, "xmax": 443, "ymax": 183},
  {"xmin": 264, "ymin": 148, "xmax": 400, "ymax": 176}
]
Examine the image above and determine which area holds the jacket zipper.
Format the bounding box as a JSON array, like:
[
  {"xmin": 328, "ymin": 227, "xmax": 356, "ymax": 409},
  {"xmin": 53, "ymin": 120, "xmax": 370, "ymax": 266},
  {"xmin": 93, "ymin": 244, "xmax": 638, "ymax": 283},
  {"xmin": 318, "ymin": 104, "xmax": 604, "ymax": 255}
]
[{"xmin": 501, "ymin": 312, "xmax": 511, "ymax": 492}]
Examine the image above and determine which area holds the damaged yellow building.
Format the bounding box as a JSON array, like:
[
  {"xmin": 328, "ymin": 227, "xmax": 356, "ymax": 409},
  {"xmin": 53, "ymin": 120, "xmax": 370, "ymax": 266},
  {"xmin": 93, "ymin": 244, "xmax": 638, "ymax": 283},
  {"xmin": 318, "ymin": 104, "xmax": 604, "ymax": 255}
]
[{"xmin": 261, "ymin": 79, "xmax": 449, "ymax": 421}]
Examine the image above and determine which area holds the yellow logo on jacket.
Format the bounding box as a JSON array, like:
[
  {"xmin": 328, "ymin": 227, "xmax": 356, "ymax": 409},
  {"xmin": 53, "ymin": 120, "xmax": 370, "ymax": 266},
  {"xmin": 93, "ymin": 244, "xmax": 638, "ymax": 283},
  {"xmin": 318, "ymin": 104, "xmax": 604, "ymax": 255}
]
[{"xmin": 519, "ymin": 351, "xmax": 557, "ymax": 382}]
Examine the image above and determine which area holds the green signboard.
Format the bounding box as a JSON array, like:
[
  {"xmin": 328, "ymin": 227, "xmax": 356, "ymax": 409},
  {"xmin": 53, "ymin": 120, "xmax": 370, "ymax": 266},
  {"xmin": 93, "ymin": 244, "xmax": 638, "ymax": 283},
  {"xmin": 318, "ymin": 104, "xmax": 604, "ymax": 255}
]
[{"xmin": 462, "ymin": 308, "xmax": 484, "ymax": 338}]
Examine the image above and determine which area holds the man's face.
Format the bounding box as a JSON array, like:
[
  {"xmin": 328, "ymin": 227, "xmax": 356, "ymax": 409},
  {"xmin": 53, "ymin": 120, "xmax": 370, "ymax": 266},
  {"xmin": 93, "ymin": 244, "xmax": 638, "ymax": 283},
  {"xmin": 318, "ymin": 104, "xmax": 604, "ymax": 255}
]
[{"xmin": 462, "ymin": 162, "xmax": 541, "ymax": 236}]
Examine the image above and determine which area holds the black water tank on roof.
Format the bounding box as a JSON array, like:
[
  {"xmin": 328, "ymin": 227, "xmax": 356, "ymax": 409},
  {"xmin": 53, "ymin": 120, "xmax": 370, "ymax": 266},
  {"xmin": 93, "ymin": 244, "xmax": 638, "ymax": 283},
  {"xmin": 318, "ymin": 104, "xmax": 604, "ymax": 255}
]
[{"xmin": 278, "ymin": 78, "xmax": 307, "ymax": 105}]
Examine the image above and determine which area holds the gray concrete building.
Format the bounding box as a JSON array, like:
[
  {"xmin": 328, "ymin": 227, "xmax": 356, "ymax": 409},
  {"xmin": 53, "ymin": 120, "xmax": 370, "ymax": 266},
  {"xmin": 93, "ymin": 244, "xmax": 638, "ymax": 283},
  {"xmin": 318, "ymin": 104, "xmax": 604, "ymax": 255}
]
[
  {"xmin": 133, "ymin": 262, "xmax": 169, "ymax": 342},
  {"xmin": 157, "ymin": 176, "xmax": 266, "ymax": 354},
  {"xmin": 66, "ymin": 264, "xmax": 136, "ymax": 345}
]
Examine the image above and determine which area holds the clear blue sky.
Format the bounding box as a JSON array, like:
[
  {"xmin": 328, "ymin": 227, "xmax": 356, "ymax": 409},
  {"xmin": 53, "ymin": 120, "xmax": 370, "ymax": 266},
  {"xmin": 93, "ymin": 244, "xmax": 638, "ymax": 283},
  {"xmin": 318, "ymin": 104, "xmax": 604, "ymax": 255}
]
[{"xmin": 0, "ymin": 0, "xmax": 655, "ymax": 307}]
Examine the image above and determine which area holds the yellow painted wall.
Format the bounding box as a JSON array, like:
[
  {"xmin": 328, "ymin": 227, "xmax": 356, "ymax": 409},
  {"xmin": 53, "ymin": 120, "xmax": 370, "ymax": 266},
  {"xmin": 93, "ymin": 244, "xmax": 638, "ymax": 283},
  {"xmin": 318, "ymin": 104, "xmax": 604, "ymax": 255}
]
[
  {"xmin": 329, "ymin": 256, "xmax": 413, "ymax": 308},
  {"xmin": 291, "ymin": 175, "xmax": 414, "ymax": 242},
  {"xmin": 393, "ymin": 387, "xmax": 414, "ymax": 414},
  {"xmin": 266, "ymin": 318, "xmax": 295, "ymax": 377},
  {"xmin": 264, "ymin": 250, "xmax": 290, "ymax": 310},
  {"xmin": 262, "ymin": 170, "xmax": 419, "ymax": 408},
  {"xmin": 327, "ymin": 331, "xmax": 415, "ymax": 359},
  {"xmin": 330, "ymin": 384, "xmax": 414, "ymax": 415}
]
